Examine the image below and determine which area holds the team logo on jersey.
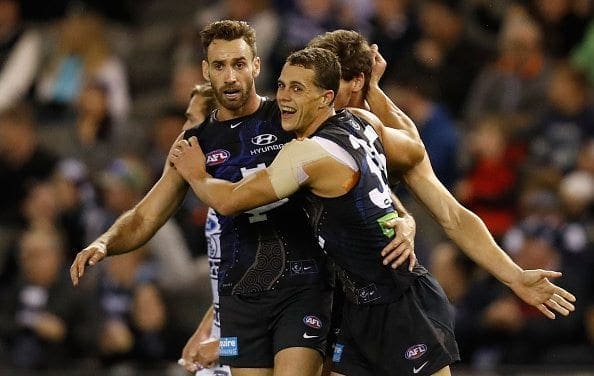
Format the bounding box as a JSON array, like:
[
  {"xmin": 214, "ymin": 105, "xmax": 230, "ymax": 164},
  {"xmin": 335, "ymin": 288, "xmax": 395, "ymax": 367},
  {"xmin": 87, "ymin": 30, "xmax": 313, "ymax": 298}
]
[
  {"xmin": 251, "ymin": 133, "xmax": 278, "ymax": 146},
  {"xmin": 290, "ymin": 260, "xmax": 318, "ymax": 275},
  {"xmin": 405, "ymin": 344, "xmax": 427, "ymax": 360},
  {"xmin": 206, "ymin": 149, "xmax": 230, "ymax": 166},
  {"xmin": 219, "ymin": 337, "xmax": 239, "ymax": 356},
  {"xmin": 303, "ymin": 315, "xmax": 322, "ymax": 329}
]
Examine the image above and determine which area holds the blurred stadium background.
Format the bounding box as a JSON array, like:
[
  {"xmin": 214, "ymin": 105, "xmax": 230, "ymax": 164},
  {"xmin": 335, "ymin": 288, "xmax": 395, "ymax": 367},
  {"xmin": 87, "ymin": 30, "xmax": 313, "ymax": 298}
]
[{"xmin": 1, "ymin": 0, "xmax": 593, "ymax": 374}]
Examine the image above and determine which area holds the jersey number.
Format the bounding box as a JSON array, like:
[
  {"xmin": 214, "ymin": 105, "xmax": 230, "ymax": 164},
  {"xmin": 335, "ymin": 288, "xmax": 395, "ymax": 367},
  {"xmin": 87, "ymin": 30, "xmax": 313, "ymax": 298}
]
[
  {"xmin": 349, "ymin": 126, "xmax": 392, "ymax": 209},
  {"xmin": 240, "ymin": 164, "xmax": 288, "ymax": 223}
]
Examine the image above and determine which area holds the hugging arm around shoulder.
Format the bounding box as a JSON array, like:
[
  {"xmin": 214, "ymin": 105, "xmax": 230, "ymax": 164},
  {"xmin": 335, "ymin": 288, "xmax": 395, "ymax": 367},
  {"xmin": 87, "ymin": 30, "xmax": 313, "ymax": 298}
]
[{"xmin": 188, "ymin": 140, "xmax": 314, "ymax": 216}]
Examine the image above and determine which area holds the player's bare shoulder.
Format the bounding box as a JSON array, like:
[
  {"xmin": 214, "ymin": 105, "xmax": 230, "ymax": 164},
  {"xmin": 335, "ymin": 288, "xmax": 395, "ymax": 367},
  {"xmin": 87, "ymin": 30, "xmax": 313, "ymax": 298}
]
[{"xmin": 346, "ymin": 107, "xmax": 383, "ymax": 132}]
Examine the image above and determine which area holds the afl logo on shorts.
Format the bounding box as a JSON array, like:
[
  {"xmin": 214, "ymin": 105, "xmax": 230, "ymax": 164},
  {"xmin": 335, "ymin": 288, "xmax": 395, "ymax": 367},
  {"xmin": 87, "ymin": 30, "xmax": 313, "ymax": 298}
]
[
  {"xmin": 251, "ymin": 133, "xmax": 278, "ymax": 146},
  {"xmin": 303, "ymin": 315, "xmax": 322, "ymax": 329},
  {"xmin": 206, "ymin": 149, "xmax": 230, "ymax": 166},
  {"xmin": 405, "ymin": 344, "xmax": 427, "ymax": 360}
]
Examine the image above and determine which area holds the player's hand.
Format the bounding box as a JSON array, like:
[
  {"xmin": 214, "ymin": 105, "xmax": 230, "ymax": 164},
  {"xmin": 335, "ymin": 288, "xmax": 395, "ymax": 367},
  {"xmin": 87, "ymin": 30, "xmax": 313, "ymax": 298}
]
[
  {"xmin": 197, "ymin": 337, "xmax": 220, "ymax": 367},
  {"xmin": 179, "ymin": 324, "xmax": 215, "ymax": 372},
  {"xmin": 508, "ymin": 269, "xmax": 576, "ymax": 319},
  {"xmin": 70, "ymin": 242, "xmax": 107, "ymax": 286},
  {"xmin": 380, "ymin": 215, "xmax": 416, "ymax": 271},
  {"xmin": 369, "ymin": 44, "xmax": 387, "ymax": 87},
  {"xmin": 169, "ymin": 136, "xmax": 206, "ymax": 182}
]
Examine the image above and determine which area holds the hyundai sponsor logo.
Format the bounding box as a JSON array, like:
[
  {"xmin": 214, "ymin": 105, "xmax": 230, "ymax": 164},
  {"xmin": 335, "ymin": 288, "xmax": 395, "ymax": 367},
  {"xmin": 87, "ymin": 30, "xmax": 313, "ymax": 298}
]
[{"xmin": 251, "ymin": 133, "xmax": 278, "ymax": 146}]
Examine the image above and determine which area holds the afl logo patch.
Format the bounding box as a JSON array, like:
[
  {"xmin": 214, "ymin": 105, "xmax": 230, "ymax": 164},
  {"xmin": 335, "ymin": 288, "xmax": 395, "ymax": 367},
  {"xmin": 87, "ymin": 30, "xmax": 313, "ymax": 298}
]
[
  {"xmin": 251, "ymin": 133, "xmax": 278, "ymax": 146},
  {"xmin": 303, "ymin": 315, "xmax": 322, "ymax": 329},
  {"xmin": 405, "ymin": 344, "xmax": 427, "ymax": 360},
  {"xmin": 206, "ymin": 149, "xmax": 230, "ymax": 166}
]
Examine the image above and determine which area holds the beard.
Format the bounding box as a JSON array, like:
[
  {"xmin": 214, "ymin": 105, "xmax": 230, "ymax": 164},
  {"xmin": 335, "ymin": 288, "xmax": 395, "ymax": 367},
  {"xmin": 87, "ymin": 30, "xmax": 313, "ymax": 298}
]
[{"xmin": 213, "ymin": 80, "xmax": 253, "ymax": 111}]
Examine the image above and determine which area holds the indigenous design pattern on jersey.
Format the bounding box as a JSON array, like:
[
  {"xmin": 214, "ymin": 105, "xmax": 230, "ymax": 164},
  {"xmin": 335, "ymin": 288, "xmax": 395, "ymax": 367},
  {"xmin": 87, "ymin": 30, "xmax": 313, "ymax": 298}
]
[
  {"xmin": 305, "ymin": 110, "xmax": 426, "ymax": 304},
  {"xmin": 186, "ymin": 99, "xmax": 327, "ymax": 295}
]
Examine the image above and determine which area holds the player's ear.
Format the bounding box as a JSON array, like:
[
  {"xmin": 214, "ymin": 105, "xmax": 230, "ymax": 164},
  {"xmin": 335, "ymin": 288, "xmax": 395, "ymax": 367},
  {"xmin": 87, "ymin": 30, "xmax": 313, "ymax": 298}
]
[
  {"xmin": 252, "ymin": 56, "xmax": 261, "ymax": 79},
  {"xmin": 352, "ymin": 72, "xmax": 365, "ymax": 92},
  {"xmin": 320, "ymin": 90, "xmax": 334, "ymax": 108},
  {"xmin": 202, "ymin": 60, "xmax": 210, "ymax": 81}
]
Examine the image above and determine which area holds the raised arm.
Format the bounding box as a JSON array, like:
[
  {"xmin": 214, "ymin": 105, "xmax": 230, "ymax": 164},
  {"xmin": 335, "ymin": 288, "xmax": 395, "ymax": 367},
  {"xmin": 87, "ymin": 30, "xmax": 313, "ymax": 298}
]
[
  {"xmin": 365, "ymin": 44, "xmax": 421, "ymax": 142},
  {"xmin": 70, "ymin": 133, "xmax": 189, "ymax": 286},
  {"xmin": 348, "ymin": 107, "xmax": 424, "ymax": 173},
  {"xmin": 362, "ymin": 47, "xmax": 576, "ymax": 317}
]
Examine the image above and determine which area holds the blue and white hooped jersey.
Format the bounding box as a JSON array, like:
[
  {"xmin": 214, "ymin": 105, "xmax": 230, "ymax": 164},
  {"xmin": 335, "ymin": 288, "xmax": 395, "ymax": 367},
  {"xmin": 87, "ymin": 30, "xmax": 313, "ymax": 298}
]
[
  {"xmin": 204, "ymin": 207, "xmax": 222, "ymax": 338},
  {"xmin": 185, "ymin": 98, "xmax": 328, "ymax": 296}
]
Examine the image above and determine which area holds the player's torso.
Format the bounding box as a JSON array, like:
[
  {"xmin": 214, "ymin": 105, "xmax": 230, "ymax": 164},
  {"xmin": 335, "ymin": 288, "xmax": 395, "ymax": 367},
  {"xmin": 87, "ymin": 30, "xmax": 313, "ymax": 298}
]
[
  {"xmin": 306, "ymin": 110, "xmax": 425, "ymax": 304},
  {"xmin": 187, "ymin": 99, "xmax": 328, "ymax": 296}
]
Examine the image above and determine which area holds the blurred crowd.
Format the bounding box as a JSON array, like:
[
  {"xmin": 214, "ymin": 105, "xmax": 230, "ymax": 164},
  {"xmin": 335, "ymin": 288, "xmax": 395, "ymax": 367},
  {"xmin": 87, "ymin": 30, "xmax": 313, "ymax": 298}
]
[{"xmin": 1, "ymin": 0, "xmax": 594, "ymax": 374}]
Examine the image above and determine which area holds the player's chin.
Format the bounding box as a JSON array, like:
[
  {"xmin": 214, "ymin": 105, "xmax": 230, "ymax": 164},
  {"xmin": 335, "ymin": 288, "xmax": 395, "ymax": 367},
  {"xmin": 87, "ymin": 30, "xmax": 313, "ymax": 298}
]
[{"xmin": 280, "ymin": 117, "xmax": 295, "ymax": 131}]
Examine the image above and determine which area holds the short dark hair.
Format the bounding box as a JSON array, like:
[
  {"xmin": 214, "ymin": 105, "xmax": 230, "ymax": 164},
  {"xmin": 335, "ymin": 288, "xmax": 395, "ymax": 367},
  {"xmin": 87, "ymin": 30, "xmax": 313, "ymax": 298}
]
[
  {"xmin": 190, "ymin": 82, "xmax": 216, "ymax": 115},
  {"xmin": 308, "ymin": 30, "xmax": 372, "ymax": 95},
  {"xmin": 200, "ymin": 20, "xmax": 257, "ymax": 59},
  {"xmin": 285, "ymin": 47, "xmax": 341, "ymax": 102}
]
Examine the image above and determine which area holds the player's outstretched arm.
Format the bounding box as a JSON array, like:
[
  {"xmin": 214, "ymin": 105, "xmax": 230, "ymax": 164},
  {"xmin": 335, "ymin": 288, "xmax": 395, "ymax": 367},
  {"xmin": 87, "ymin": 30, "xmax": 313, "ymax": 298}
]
[
  {"xmin": 362, "ymin": 47, "xmax": 576, "ymax": 318},
  {"xmin": 70, "ymin": 133, "xmax": 189, "ymax": 286},
  {"xmin": 403, "ymin": 157, "xmax": 576, "ymax": 318}
]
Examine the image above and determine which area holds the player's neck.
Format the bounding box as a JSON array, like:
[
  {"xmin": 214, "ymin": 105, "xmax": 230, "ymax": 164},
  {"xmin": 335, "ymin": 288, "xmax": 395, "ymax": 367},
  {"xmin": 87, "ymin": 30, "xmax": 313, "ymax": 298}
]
[
  {"xmin": 295, "ymin": 107, "xmax": 335, "ymax": 139},
  {"xmin": 348, "ymin": 92, "xmax": 368, "ymax": 110}
]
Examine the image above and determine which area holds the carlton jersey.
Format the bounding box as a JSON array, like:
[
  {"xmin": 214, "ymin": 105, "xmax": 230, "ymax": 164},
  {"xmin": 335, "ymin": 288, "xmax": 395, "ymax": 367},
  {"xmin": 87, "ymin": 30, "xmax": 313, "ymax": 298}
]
[
  {"xmin": 305, "ymin": 110, "xmax": 427, "ymax": 305},
  {"xmin": 185, "ymin": 98, "xmax": 328, "ymax": 296}
]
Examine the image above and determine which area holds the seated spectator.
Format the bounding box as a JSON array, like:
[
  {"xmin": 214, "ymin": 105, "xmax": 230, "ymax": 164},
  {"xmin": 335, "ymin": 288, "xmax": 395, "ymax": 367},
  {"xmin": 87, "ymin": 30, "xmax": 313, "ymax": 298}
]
[
  {"xmin": 0, "ymin": 0, "xmax": 42, "ymax": 113},
  {"xmin": 0, "ymin": 228, "xmax": 96, "ymax": 370},
  {"xmin": 35, "ymin": 10, "xmax": 130, "ymax": 124},
  {"xmin": 51, "ymin": 158, "xmax": 101, "ymax": 258},
  {"xmin": 463, "ymin": 12, "xmax": 554, "ymax": 131},
  {"xmin": 396, "ymin": 0, "xmax": 490, "ymax": 118},
  {"xmin": 527, "ymin": 0, "xmax": 591, "ymax": 58},
  {"xmin": 0, "ymin": 103, "xmax": 58, "ymax": 230},
  {"xmin": 460, "ymin": 220, "xmax": 582, "ymax": 369},
  {"xmin": 96, "ymin": 247, "xmax": 168, "ymax": 370},
  {"xmin": 527, "ymin": 62, "xmax": 594, "ymax": 174},
  {"xmin": 455, "ymin": 115, "xmax": 522, "ymax": 241},
  {"xmin": 367, "ymin": 0, "xmax": 420, "ymax": 80},
  {"xmin": 385, "ymin": 74, "xmax": 460, "ymax": 189},
  {"xmin": 146, "ymin": 106, "xmax": 187, "ymax": 183}
]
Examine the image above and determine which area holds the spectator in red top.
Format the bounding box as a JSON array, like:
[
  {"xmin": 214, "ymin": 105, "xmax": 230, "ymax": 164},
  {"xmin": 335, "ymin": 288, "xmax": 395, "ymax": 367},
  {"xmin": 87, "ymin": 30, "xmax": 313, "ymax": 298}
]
[{"xmin": 456, "ymin": 114, "xmax": 522, "ymax": 240}]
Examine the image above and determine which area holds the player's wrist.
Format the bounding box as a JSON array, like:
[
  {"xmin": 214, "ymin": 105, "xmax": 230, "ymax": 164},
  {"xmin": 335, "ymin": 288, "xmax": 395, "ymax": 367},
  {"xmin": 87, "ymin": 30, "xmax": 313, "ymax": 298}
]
[{"xmin": 93, "ymin": 241, "xmax": 108, "ymax": 256}]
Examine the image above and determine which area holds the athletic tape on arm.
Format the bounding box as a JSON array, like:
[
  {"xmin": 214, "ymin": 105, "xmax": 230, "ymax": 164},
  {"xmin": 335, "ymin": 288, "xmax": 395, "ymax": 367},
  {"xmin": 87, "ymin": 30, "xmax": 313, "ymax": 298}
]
[{"xmin": 268, "ymin": 138, "xmax": 329, "ymax": 198}]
